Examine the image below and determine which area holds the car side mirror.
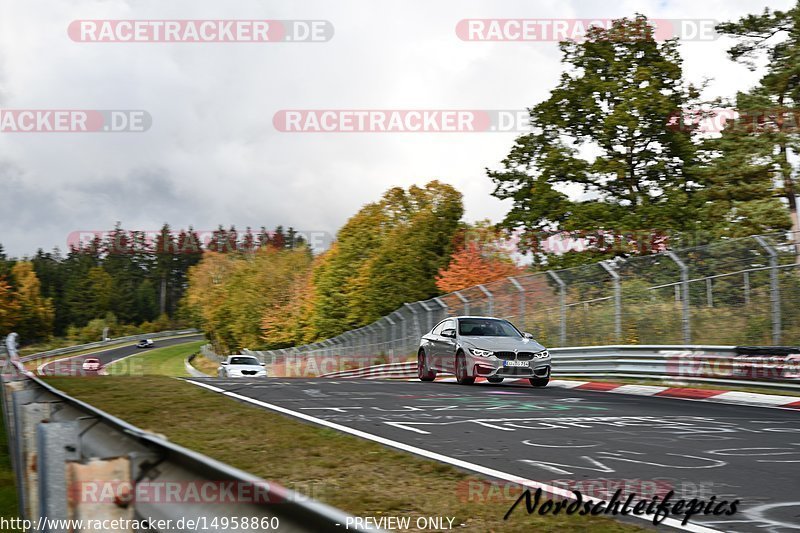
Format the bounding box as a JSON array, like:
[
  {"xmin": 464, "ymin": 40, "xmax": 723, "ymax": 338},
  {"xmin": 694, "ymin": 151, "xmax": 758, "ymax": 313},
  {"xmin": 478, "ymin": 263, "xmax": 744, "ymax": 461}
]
[
  {"xmin": 523, "ymin": 332, "xmax": 534, "ymax": 339},
  {"xmin": 442, "ymin": 329, "xmax": 455, "ymax": 338},
  {"xmin": 220, "ymin": 362, "xmax": 228, "ymax": 366},
  {"xmin": 260, "ymin": 362, "xmax": 266, "ymax": 366}
]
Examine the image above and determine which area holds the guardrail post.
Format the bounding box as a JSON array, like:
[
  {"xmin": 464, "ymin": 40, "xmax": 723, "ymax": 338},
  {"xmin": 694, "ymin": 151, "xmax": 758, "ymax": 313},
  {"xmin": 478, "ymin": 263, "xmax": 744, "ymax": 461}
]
[
  {"xmin": 508, "ymin": 277, "xmax": 525, "ymax": 327},
  {"xmin": 666, "ymin": 251, "xmax": 691, "ymax": 344},
  {"xmin": 38, "ymin": 421, "xmax": 80, "ymax": 525},
  {"xmin": 547, "ymin": 270, "xmax": 567, "ymax": 346},
  {"xmin": 454, "ymin": 291, "xmax": 470, "ymax": 315},
  {"xmin": 600, "ymin": 261, "xmax": 621, "ymax": 342},
  {"xmin": 754, "ymin": 235, "xmax": 781, "ymax": 344},
  {"xmin": 477, "ymin": 284, "xmax": 493, "ymax": 316}
]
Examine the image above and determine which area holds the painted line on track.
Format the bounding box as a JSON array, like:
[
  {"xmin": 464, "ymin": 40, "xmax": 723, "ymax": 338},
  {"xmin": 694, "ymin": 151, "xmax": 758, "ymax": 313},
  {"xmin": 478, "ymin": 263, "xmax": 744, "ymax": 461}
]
[{"xmin": 185, "ymin": 379, "xmax": 723, "ymax": 533}]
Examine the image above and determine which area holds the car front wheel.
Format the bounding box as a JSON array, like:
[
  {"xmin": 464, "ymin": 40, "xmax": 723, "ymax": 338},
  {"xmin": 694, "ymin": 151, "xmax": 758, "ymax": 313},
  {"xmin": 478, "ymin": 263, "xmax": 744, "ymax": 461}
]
[
  {"xmin": 418, "ymin": 351, "xmax": 436, "ymax": 382},
  {"xmin": 455, "ymin": 352, "xmax": 475, "ymax": 385}
]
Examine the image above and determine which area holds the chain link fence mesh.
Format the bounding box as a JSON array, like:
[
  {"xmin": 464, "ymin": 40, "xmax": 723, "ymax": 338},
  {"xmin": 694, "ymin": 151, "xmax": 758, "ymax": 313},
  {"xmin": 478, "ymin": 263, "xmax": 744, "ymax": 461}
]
[{"xmin": 249, "ymin": 232, "xmax": 800, "ymax": 365}]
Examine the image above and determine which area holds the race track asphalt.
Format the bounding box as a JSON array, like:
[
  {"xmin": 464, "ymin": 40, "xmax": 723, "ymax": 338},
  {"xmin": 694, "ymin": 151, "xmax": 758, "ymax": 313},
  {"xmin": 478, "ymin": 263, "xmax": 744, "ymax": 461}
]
[
  {"xmin": 192, "ymin": 377, "xmax": 800, "ymax": 533},
  {"xmin": 38, "ymin": 334, "xmax": 206, "ymax": 375}
]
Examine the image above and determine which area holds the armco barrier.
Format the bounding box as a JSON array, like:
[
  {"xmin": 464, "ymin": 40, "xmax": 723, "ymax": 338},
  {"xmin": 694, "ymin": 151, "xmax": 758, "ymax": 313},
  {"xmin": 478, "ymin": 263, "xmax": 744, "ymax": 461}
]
[
  {"xmin": 19, "ymin": 328, "xmax": 201, "ymax": 364},
  {"xmin": 1, "ymin": 333, "xmax": 371, "ymax": 532},
  {"xmin": 321, "ymin": 345, "xmax": 800, "ymax": 391}
]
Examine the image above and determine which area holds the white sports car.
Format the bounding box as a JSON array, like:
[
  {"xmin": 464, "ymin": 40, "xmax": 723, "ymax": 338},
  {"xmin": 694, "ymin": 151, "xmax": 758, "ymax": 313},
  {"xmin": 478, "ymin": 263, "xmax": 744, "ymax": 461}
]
[{"xmin": 217, "ymin": 355, "xmax": 268, "ymax": 378}]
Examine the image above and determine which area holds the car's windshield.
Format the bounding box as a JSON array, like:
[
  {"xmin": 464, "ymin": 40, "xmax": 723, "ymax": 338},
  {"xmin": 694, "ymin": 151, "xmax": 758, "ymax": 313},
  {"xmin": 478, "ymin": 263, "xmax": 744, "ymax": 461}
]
[
  {"xmin": 230, "ymin": 357, "xmax": 260, "ymax": 365},
  {"xmin": 458, "ymin": 318, "xmax": 521, "ymax": 337},
  {"xmin": 85, "ymin": 358, "xmax": 99, "ymax": 363}
]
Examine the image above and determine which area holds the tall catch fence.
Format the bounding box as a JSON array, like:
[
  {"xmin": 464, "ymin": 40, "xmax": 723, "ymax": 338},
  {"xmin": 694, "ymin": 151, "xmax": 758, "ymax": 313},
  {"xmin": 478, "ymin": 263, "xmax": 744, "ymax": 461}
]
[{"xmin": 248, "ymin": 232, "xmax": 800, "ymax": 365}]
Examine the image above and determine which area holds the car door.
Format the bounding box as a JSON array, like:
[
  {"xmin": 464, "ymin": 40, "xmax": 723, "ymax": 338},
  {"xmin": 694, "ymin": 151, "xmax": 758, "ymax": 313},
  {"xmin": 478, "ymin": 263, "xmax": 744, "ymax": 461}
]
[
  {"xmin": 423, "ymin": 320, "xmax": 445, "ymax": 370},
  {"xmin": 437, "ymin": 319, "xmax": 457, "ymax": 372}
]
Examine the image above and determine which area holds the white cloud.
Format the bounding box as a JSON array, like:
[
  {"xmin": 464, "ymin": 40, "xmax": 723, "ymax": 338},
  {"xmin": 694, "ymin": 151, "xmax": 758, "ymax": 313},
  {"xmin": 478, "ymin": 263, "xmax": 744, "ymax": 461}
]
[{"xmin": 0, "ymin": 0, "xmax": 794, "ymax": 256}]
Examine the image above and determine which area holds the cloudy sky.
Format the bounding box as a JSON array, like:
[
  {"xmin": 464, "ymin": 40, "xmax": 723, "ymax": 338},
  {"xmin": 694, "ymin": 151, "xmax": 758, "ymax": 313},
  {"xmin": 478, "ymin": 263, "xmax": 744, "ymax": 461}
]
[{"xmin": 0, "ymin": 0, "xmax": 792, "ymax": 257}]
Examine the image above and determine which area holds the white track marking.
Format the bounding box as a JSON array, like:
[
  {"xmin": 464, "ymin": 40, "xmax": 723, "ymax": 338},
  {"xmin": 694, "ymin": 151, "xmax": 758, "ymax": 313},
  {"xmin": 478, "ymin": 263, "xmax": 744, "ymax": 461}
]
[{"xmin": 186, "ymin": 379, "xmax": 723, "ymax": 533}]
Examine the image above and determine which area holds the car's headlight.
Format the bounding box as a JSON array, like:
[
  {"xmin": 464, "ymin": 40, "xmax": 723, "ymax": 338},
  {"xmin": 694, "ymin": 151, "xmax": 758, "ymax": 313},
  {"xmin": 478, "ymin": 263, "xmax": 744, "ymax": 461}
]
[
  {"xmin": 534, "ymin": 350, "xmax": 550, "ymax": 359},
  {"xmin": 471, "ymin": 349, "xmax": 494, "ymax": 357}
]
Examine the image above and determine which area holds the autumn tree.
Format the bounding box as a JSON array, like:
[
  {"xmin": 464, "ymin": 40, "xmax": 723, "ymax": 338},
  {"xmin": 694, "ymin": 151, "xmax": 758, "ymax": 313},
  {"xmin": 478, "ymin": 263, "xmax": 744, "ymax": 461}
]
[
  {"xmin": 0, "ymin": 277, "xmax": 20, "ymax": 336},
  {"xmin": 9, "ymin": 262, "xmax": 55, "ymax": 342},
  {"xmin": 489, "ymin": 15, "xmax": 703, "ymax": 267},
  {"xmin": 436, "ymin": 244, "xmax": 520, "ymax": 293},
  {"xmin": 716, "ymin": 3, "xmax": 800, "ymax": 254},
  {"xmin": 311, "ymin": 181, "xmax": 464, "ymax": 336},
  {"xmin": 184, "ymin": 247, "xmax": 313, "ymax": 352}
]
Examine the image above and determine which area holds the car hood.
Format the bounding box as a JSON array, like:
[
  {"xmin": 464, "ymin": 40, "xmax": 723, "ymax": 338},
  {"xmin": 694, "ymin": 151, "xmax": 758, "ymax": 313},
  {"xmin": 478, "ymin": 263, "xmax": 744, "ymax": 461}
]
[
  {"xmin": 226, "ymin": 365, "xmax": 265, "ymax": 372},
  {"xmin": 460, "ymin": 336, "xmax": 546, "ymax": 353}
]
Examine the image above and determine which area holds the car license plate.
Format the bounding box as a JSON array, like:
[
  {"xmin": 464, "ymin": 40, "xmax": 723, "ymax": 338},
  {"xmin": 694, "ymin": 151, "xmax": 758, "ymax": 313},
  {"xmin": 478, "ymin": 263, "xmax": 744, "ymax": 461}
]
[{"xmin": 504, "ymin": 360, "xmax": 529, "ymax": 367}]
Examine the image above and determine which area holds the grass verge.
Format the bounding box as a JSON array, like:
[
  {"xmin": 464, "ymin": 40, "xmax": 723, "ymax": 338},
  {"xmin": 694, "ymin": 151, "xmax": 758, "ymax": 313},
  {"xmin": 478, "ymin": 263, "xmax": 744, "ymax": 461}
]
[
  {"xmin": 189, "ymin": 353, "xmax": 219, "ymax": 376},
  {"xmin": 104, "ymin": 341, "xmax": 206, "ymax": 377},
  {"xmin": 45, "ymin": 376, "xmax": 645, "ymax": 532}
]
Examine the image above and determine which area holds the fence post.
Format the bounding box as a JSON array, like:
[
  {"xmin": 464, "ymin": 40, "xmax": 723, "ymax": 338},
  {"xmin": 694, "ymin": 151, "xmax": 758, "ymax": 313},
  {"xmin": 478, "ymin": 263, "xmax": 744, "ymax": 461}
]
[
  {"xmin": 433, "ymin": 297, "xmax": 448, "ymax": 321},
  {"xmin": 366, "ymin": 324, "xmax": 376, "ymax": 355},
  {"xmin": 378, "ymin": 320, "xmax": 388, "ymax": 356},
  {"xmin": 508, "ymin": 276, "xmax": 525, "ymax": 327},
  {"xmin": 418, "ymin": 301, "xmax": 434, "ymax": 333},
  {"xmin": 706, "ymin": 278, "xmax": 714, "ymax": 308},
  {"xmin": 754, "ymin": 235, "xmax": 781, "ymax": 344},
  {"xmin": 385, "ymin": 315, "xmax": 397, "ymax": 358},
  {"xmin": 394, "ymin": 311, "xmax": 407, "ymax": 356},
  {"xmin": 743, "ymin": 271, "xmax": 750, "ymax": 304},
  {"xmin": 600, "ymin": 261, "xmax": 621, "ymax": 343},
  {"xmin": 666, "ymin": 251, "xmax": 691, "ymax": 344},
  {"xmin": 547, "ymin": 270, "xmax": 567, "ymax": 346},
  {"xmin": 477, "ymin": 285, "xmax": 493, "ymax": 316},
  {"xmin": 404, "ymin": 303, "xmax": 421, "ymax": 342},
  {"xmin": 454, "ymin": 291, "xmax": 470, "ymax": 315}
]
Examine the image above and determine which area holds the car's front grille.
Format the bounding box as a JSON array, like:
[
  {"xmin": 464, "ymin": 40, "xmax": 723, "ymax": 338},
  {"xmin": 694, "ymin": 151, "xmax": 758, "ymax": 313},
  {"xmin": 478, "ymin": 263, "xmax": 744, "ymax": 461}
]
[
  {"xmin": 495, "ymin": 351, "xmax": 516, "ymax": 360},
  {"xmin": 516, "ymin": 352, "xmax": 534, "ymax": 361},
  {"xmin": 241, "ymin": 370, "xmax": 258, "ymax": 375},
  {"xmin": 498, "ymin": 367, "xmax": 533, "ymax": 376}
]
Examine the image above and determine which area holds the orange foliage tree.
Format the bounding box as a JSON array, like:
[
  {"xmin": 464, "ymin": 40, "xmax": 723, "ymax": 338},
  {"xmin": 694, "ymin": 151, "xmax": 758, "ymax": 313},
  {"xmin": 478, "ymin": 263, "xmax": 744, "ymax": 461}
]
[{"xmin": 435, "ymin": 242, "xmax": 520, "ymax": 293}]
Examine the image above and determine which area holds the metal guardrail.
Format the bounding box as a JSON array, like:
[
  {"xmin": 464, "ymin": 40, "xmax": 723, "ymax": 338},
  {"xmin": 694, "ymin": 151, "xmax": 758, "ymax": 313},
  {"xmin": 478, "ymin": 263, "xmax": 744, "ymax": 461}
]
[
  {"xmin": 320, "ymin": 345, "xmax": 800, "ymax": 391},
  {"xmin": 1, "ymin": 333, "xmax": 372, "ymax": 532},
  {"xmin": 18, "ymin": 329, "xmax": 201, "ymax": 364}
]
